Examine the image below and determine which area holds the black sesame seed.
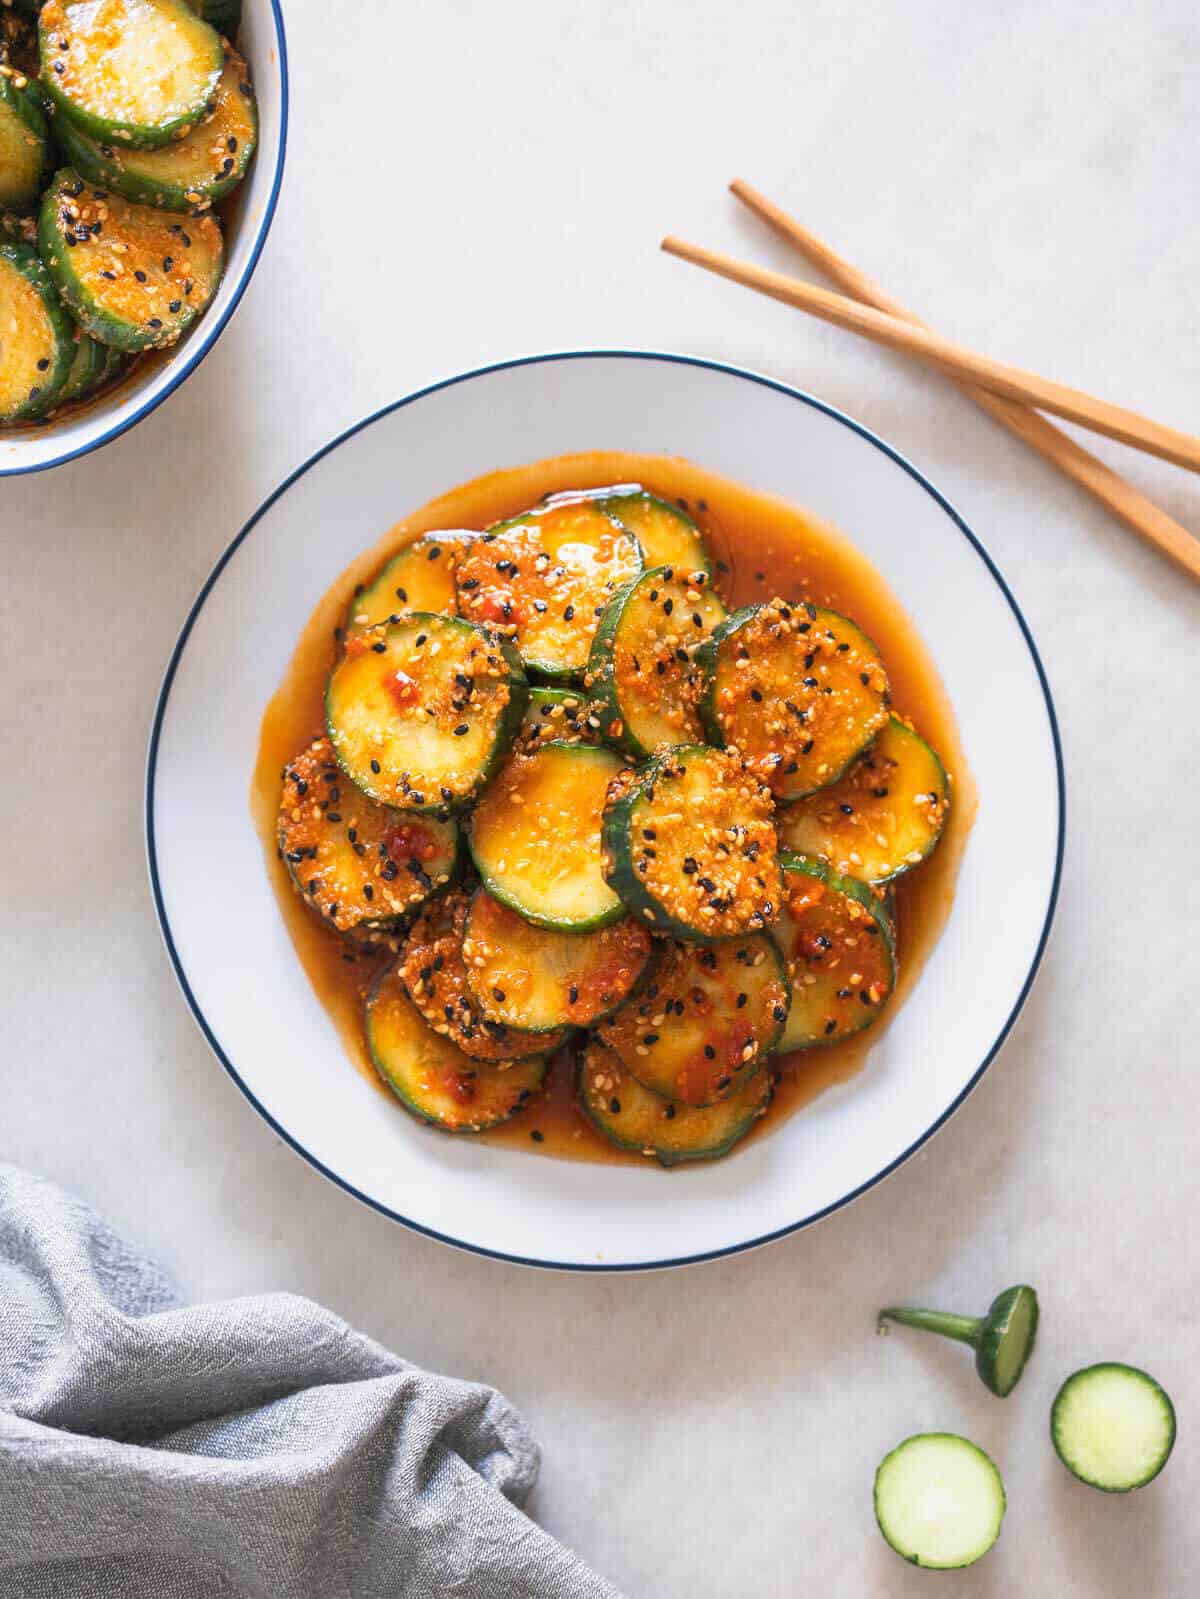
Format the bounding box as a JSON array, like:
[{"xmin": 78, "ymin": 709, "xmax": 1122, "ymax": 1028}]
[
  {"xmin": 568, "ymin": 985, "xmax": 579, "ymax": 1004},
  {"xmin": 530, "ymin": 1129, "xmax": 544, "ymax": 1143},
  {"xmin": 453, "ymin": 724, "xmax": 469, "ymax": 736},
  {"xmin": 370, "ymin": 759, "xmax": 381, "ymax": 774},
  {"xmin": 134, "ymin": 269, "xmax": 147, "ymax": 282},
  {"xmin": 563, "ymin": 604, "xmax": 575, "ymax": 621},
  {"xmin": 363, "ymin": 884, "xmax": 374, "ymax": 901},
  {"xmin": 704, "ymin": 1044, "xmax": 716, "ymax": 1059}
]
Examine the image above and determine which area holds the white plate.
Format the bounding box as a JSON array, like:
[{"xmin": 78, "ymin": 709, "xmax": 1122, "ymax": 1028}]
[
  {"xmin": 147, "ymin": 351, "xmax": 1063, "ymax": 1271},
  {"xmin": 0, "ymin": 0, "xmax": 287, "ymax": 477}
]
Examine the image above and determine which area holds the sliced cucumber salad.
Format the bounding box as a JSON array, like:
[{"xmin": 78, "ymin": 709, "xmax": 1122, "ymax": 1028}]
[{"xmin": 277, "ymin": 485, "xmax": 953, "ymax": 1157}]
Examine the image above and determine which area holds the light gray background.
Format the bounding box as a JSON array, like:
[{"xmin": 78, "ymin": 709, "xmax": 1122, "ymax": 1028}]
[{"xmin": 3, "ymin": 1, "xmax": 1197, "ymax": 1591}]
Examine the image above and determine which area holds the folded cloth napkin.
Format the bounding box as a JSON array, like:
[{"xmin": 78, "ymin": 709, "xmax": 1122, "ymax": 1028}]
[{"xmin": 0, "ymin": 1165, "xmax": 621, "ymax": 1599}]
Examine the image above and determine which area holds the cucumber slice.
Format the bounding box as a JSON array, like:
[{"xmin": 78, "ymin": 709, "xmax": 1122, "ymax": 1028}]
[
  {"xmin": 699, "ymin": 599, "xmax": 890, "ymax": 803},
  {"xmin": 0, "ymin": 63, "xmax": 49, "ymax": 207},
  {"xmin": 880, "ymin": 1284, "xmax": 1039, "ymax": 1398},
  {"xmin": 455, "ymin": 499, "xmax": 642, "ymax": 680},
  {"xmin": 874, "ymin": 1434, "xmax": 1005, "ymax": 1570},
  {"xmin": 278, "ymin": 736, "xmax": 460, "ymax": 938},
  {"xmin": 399, "ymin": 889, "xmax": 569, "ymax": 1062},
  {"xmin": 1051, "ymin": 1364, "xmax": 1176, "ymax": 1491},
  {"xmin": 601, "ymin": 744, "xmax": 781, "ymax": 942},
  {"xmin": 587, "ymin": 565, "xmax": 727, "ymax": 756},
  {"xmin": 772, "ymin": 853, "xmax": 895, "ymax": 1050},
  {"xmin": 39, "ymin": 0, "xmax": 223, "ymax": 151},
  {"xmin": 53, "ymin": 46, "xmax": 257, "ymax": 213},
  {"xmin": 468, "ymin": 742, "xmax": 625, "ymax": 931},
  {"xmin": 547, "ymin": 486, "xmax": 714, "ymax": 580},
  {"xmin": 344, "ymin": 532, "xmax": 475, "ymax": 640},
  {"xmin": 0, "ymin": 240, "xmax": 74, "ymax": 420},
  {"xmin": 597, "ymin": 934, "xmax": 788, "ymax": 1106},
  {"xmin": 56, "ymin": 325, "xmax": 108, "ymax": 403},
  {"xmin": 578, "ymin": 1039, "xmax": 771, "ymax": 1166},
  {"xmin": 461, "ymin": 887, "xmax": 652, "ymax": 1031},
  {"xmin": 326, "ymin": 612, "xmax": 527, "ymax": 815},
  {"xmin": 39, "ymin": 169, "xmax": 224, "ymax": 351},
  {"xmin": 367, "ymin": 966, "xmax": 548, "ymax": 1134},
  {"xmin": 780, "ymin": 715, "xmax": 949, "ymax": 883},
  {"xmin": 517, "ymin": 686, "xmax": 595, "ymax": 750}
]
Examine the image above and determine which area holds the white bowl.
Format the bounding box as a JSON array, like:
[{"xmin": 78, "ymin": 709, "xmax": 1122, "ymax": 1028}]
[
  {"xmin": 147, "ymin": 351, "xmax": 1064, "ymax": 1271},
  {"xmin": 0, "ymin": 0, "xmax": 287, "ymax": 478}
]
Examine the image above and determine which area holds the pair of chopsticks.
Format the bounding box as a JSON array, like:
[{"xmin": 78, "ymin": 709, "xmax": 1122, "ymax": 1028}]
[{"xmin": 662, "ymin": 181, "xmax": 1200, "ymax": 582}]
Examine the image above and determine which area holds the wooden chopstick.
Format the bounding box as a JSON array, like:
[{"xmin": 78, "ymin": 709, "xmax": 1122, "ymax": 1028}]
[
  {"xmin": 660, "ymin": 235, "xmax": 1200, "ymax": 477},
  {"xmin": 726, "ymin": 179, "xmax": 1200, "ymax": 582}
]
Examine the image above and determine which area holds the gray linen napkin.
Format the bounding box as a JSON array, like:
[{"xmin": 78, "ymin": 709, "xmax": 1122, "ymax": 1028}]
[{"xmin": 0, "ymin": 1165, "xmax": 622, "ymax": 1599}]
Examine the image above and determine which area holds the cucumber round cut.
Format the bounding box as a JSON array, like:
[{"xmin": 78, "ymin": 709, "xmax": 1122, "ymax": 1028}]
[
  {"xmin": 0, "ymin": 240, "xmax": 74, "ymax": 420},
  {"xmin": 772, "ymin": 853, "xmax": 895, "ymax": 1050},
  {"xmin": 326, "ymin": 612, "xmax": 527, "ymax": 814},
  {"xmin": 546, "ymin": 486, "xmax": 714, "ymax": 579},
  {"xmin": 0, "ymin": 65, "xmax": 50, "ymax": 208},
  {"xmin": 456, "ymin": 499, "xmax": 642, "ymax": 679},
  {"xmin": 399, "ymin": 889, "xmax": 569, "ymax": 1062},
  {"xmin": 874, "ymin": 1434, "xmax": 1005, "ymax": 1569},
  {"xmin": 578, "ymin": 1039, "xmax": 771, "ymax": 1166},
  {"xmin": 597, "ymin": 934, "xmax": 788, "ymax": 1105},
  {"xmin": 461, "ymin": 888, "xmax": 652, "ymax": 1032},
  {"xmin": 39, "ymin": 168, "xmax": 224, "ymax": 351},
  {"xmin": 587, "ymin": 565, "xmax": 727, "ymax": 756},
  {"xmin": 278, "ymin": 736, "xmax": 460, "ymax": 938},
  {"xmin": 344, "ymin": 532, "xmax": 475, "ymax": 640},
  {"xmin": 517, "ymin": 686, "xmax": 595, "ymax": 750},
  {"xmin": 53, "ymin": 46, "xmax": 257, "ymax": 213},
  {"xmin": 367, "ymin": 967, "xmax": 549, "ymax": 1134},
  {"xmin": 469, "ymin": 742, "xmax": 626, "ymax": 931},
  {"xmin": 601, "ymin": 745, "xmax": 781, "ymax": 942},
  {"xmin": 699, "ymin": 599, "xmax": 890, "ymax": 802},
  {"xmin": 1051, "ymin": 1364, "xmax": 1176, "ymax": 1491},
  {"xmin": 780, "ymin": 715, "xmax": 949, "ymax": 883},
  {"xmin": 56, "ymin": 326, "xmax": 109, "ymax": 402},
  {"xmin": 39, "ymin": 0, "xmax": 223, "ymax": 150}
]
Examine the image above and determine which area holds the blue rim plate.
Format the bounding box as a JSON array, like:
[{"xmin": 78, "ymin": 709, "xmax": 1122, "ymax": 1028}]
[
  {"xmin": 146, "ymin": 350, "xmax": 1064, "ymax": 1271},
  {"xmin": 0, "ymin": 0, "xmax": 288, "ymax": 477}
]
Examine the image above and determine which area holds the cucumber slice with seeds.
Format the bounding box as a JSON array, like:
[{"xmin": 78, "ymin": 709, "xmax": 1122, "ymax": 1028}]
[
  {"xmin": 547, "ymin": 486, "xmax": 714, "ymax": 579},
  {"xmin": 780, "ymin": 715, "xmax": 949, "ymax": 883},
  {"xmin": 456, "ymin": 499, "xmax": 642, "ymax": 680},
  {"xmin": 344, "ymin": 532, "xmax": 475, "ymax": 640},
  {"xmin": 772, "ymin": 853, "xmax": 894, "ymax": 1050},
  {"xmin": 517, "ymin": 686, "xmax": 595, "ymax": 750},
  {"xmin": 399, "ymin": 889, "xmax": 569, "ymax": 1062},
  {"xmin": 469, "ymin": 741, "xmax": 626, "ymax": 931},
  {"xmin": 587, "ymin": 565, "xmax": 726, "ymax": 756},
  {"xmin": 326, "ymin": 612, "xmax": 527, "ymax": 814},
  {"xmin": 39, "ymin": 0, "xmax": 223, "ymax": 150},
  {"xmin": 278, "ymin": 736, "xmax": 460, "ymax": 938},
  {"xmin": 874, "ymin": 1434, "xmax": 1005, "ymax": 1570},
  {"xmin": 1051, "ymin": 1364, "xmax": 1176, "ymax": 1491},
  {"xmin": 601, "ymin": 744, "xmax": 781, "ymax": 942},
  {"xmin": 367, "ymin": 967, "xmax": 548, "ymax": 1134},
  {"xmin": 0, "ymin": 239, "xmax": 73, "ymax": 420},
  {"xmin": 597, "ymin": 934, "xmax": 787, "ymax": 1106},
  {"xmin": 54, "ymin": 46, "xmax": 257, "ymax": 213},
  {"xmin": 699, "ymin": 599, "xmax": 889, "ymax": 803},
  {"xmin": 579, "ymin": 1038, "xmax": 771, "ymax": 1166},
  {"xmin": 461, "ymin": 887, "xmax": 651, "ymax": 1031},
  {"xmin": 0, "ymin": 63, "xmax": 50, "ymax": 207},
  {"xmin": 40, "ymin": 168, "xmax": 224, "ymax": 351}
]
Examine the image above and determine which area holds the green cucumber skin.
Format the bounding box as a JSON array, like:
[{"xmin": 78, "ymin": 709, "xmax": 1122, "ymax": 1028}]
[
  {"xmin": 600, "ymin": 746, "xmax": 719, "ymax": 943},
  {"xmin": 0, "ymin": 71, "xmax": 51, "ymax": 206},
  {"xmin": 976, "ymin": 1285, "xmax": 1039, "ymax": 1397},
  {"xmin": 585, "ymin": 571, "xmax": 645, "ymax": 756},
  {"xmin": 1051, "ymin": 1364, "xmax": 1177, "ymax": 1492},
  {"xmin": 38, "ymin": 168, "xmax": 223, "ymax": 353},
  {"xmin": 53, "ymin": 87, "xmax": 257, "ymax": 212},
  {"xmin": 0, "ymin": 239, "xmax": 75, "ymax": 419},
  {"xmin": 56, "ymin": 328, "xmax": 107, "ymax": 402},
  {"xmin": 192, "ymin": 0, "xmax": 241, "ymax": 36},
  {"xmin": 39, "ymin": 6, "xmax": 223, "ymax": 151}
]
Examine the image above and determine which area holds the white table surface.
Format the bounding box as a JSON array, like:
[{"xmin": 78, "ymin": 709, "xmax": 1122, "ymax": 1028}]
[{"xmin": 4, "ymin": 1, "xmax": 1198, "ymax": 1591}]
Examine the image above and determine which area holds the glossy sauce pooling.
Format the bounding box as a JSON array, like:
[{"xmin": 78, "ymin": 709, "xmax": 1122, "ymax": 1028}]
[{"xmin": 252, "ymin": 452, "xmax": 977, "ymax": 1165}]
